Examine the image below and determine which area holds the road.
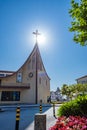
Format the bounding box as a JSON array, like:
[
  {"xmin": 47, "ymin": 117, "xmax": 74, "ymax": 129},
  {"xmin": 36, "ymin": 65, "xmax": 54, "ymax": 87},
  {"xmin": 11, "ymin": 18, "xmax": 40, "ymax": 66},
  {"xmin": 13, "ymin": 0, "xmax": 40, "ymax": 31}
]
[{"xmin": 0, "ymin": 104, "xmax": 60, "ymax": 130}]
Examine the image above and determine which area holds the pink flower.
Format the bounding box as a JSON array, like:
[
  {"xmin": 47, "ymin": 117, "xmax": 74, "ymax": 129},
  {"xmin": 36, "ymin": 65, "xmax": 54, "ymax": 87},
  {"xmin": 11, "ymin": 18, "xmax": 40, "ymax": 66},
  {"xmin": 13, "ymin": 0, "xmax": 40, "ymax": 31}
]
[{"xmin": 49, "ymin": 116, "xmax": 87, "ymax": 130}]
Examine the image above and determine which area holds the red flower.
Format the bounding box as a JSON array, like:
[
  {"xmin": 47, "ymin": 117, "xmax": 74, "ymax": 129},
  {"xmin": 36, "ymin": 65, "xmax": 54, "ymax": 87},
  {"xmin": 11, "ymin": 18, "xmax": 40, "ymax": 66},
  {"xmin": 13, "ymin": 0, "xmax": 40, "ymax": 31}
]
[{"xmin": 49, "ymin": 116, "xmax": 87, "ymax": 130}]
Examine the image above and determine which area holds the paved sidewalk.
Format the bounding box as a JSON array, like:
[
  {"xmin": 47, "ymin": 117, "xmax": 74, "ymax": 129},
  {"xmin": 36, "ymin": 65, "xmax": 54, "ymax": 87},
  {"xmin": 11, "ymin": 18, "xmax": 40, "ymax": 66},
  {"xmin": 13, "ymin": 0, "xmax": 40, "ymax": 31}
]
[
  {"xmin": 25, "ymin": 106, "xmax": 58, "ymax": 130},
  {"xmin": 46, "ymin": 116, "xmax": 57, "ymax": 130}
]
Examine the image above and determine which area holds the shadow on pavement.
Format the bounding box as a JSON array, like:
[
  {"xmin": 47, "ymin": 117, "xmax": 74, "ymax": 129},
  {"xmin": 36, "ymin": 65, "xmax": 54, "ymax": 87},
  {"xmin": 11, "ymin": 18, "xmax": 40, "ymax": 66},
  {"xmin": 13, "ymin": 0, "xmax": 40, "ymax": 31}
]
[{"xmin": 0, "ymin": 104, "xmax": 51, "ymax": 130}]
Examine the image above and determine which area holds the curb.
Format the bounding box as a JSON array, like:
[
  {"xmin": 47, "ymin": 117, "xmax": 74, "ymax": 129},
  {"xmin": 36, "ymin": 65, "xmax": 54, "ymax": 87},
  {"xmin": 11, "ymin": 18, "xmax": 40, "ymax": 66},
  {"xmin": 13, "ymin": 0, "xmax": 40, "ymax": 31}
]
[{"xmin": 0, "ymin": 108, "xmax": 5, "ymax": 112}]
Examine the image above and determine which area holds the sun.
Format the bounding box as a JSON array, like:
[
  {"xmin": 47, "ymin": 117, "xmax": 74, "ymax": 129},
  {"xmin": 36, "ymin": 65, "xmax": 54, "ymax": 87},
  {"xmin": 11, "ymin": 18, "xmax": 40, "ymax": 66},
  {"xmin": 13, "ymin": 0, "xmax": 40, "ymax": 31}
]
[{"xmin": 37, "ymin": 34, "xmax": 46, "ymax": 46}]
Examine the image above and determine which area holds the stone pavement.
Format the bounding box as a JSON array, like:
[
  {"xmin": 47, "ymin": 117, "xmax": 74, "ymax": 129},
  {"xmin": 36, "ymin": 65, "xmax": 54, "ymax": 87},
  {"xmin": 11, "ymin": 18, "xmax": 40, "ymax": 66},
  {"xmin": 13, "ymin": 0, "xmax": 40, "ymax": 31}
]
[{"xmin": 25, "ymin": 115, "xmax": 57, "ymax": 130}]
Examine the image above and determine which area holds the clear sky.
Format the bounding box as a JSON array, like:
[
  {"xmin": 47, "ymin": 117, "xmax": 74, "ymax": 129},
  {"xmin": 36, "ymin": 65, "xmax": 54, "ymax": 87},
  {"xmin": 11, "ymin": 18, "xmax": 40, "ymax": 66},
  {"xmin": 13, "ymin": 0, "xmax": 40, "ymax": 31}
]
[{"xmin": 0, "ymin": 0, "xmax": 87, "ymax": 91}]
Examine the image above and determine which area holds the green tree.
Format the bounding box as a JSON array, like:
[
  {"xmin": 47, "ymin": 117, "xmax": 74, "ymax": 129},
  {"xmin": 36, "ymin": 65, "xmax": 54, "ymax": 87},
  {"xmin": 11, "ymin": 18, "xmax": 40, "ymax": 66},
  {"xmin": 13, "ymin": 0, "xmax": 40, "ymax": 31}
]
[
  {"xmin": 61, "ymin": 83, "xmax": 87, "ymax": 100},
  {"xmin": 61, "ymin": 84, "xmax": 68, "ymax": 95},
  {"xmin": 76, "ymin": 83, "xmax": 87, "ymax": 95},
  {"xmin": 69, "ymin": 0, "xmax": 87, "ymax": 46},
  {"xmin": 61, "ymin": 84, "xmax": 73, "ymax": 100}
]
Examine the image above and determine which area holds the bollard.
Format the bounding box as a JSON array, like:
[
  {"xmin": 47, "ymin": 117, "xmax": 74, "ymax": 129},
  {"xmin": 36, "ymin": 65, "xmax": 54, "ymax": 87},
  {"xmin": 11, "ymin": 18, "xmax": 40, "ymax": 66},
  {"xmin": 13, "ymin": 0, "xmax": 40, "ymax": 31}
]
[
  {"xmin": 34, "ymin": 114, "xmax": 46, "ymax": 130},
  {"xmin": 15, "ymin": 106, "xmax": 20, "ymax": 130},
  {"xmin": 39, "ymin": 104, "xmax": 42, "ymax": 113},
  {"xmin": 53, "ymin": 103, "xmax": 55, "ymax": 117}
]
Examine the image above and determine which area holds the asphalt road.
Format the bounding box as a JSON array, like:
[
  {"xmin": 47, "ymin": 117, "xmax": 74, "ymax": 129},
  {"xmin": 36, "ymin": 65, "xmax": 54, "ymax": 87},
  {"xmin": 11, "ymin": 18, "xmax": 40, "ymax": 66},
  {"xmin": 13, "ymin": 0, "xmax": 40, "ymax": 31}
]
[{"xmin": 0, "ymin": 104, "xmax": 60, "ymax": 130}]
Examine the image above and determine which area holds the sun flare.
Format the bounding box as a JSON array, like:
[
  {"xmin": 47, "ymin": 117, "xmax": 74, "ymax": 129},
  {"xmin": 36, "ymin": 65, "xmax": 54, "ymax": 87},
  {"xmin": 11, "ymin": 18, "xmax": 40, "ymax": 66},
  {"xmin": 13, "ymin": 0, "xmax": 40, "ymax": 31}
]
[
  {"xmin": 32, "ymin": 29, "xmax": 49, "ymax": 48},
  {"xmin": 37, "ymin": 34, "xmax": 46, "ymax": 45}
]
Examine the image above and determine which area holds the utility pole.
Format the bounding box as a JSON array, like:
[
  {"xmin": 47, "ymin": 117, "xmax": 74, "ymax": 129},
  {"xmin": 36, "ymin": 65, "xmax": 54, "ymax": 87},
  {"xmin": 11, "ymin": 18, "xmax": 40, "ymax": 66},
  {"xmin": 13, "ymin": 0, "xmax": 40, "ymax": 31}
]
[{"xmin": 33, "ymin": 30, "xmax": 40, "ymax": 104}]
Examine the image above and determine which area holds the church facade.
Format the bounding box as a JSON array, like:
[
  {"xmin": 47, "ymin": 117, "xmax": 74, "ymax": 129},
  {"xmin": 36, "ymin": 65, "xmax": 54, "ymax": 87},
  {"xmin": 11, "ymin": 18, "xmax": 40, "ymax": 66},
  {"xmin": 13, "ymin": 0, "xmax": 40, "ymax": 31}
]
[{"xmin": 0, "ymin": 44, "xmax": 50, "ymax": 104}]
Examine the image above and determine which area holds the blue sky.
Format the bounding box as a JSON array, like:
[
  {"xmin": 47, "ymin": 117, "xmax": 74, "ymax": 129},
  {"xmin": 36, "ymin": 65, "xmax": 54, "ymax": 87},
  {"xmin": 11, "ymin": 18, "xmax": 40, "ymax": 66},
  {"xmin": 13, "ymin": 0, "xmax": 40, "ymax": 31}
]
[{"xmin": 0, "ymin": 0, "xmax": 87, "ymax": 91}]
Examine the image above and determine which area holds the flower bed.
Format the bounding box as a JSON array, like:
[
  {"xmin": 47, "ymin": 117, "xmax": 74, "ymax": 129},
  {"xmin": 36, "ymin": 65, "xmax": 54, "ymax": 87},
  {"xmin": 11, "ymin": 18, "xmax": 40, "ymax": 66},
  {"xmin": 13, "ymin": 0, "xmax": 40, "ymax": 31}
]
[{"xmin": 49, "ymin": 116, "xmax": 87, "ymax": 130}]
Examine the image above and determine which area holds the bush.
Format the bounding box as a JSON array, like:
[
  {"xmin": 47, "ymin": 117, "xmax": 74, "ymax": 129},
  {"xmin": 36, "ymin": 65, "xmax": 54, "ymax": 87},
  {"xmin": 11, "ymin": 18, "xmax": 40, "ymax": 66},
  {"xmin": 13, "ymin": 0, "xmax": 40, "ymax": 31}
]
[{"xmin": 58, "ymin": 95, "xmax": 87, "ymax": 117}]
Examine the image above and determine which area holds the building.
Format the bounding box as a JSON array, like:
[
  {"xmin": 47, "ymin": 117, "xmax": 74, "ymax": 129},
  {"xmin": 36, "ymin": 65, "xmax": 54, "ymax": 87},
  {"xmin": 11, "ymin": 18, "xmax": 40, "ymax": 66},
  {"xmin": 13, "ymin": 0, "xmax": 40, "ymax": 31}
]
[
  {"xmin": 76, "ymin": 75, "xmax": 87, "ymax": 84},
  {"xmin": 50, "ymin": 87, "xmax": 63, "ymax": 101},
  {"xmin": 50, "ymin": 91, "xmax": 56, "ymax": 101},
  {"xmin": 0, "ymin": 43, "xmax": 50, "ymax": 104}
]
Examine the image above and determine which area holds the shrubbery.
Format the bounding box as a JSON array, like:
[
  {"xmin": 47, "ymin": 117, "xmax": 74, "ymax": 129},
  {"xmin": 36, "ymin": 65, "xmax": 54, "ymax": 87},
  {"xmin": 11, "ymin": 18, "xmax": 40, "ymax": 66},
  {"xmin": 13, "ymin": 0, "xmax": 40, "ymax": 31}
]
[
  {"xmin": 57, "ymin": 95, "xmax": 87, "ymax": 117},
  {"xmin": 49, "ymin": 95, "xmax": 87, "ymax": 130}
]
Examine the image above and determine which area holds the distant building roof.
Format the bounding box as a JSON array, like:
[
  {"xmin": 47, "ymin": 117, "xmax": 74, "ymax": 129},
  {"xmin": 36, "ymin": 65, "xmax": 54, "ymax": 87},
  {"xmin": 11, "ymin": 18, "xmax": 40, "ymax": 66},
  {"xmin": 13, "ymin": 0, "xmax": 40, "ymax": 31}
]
[
  {"xmin": 0, "ymin": 70, "xmax": 15, "ymax": 77},
  {"xmin": 76, "ymin": 75, "xmax": 87, "ymax": 81}
]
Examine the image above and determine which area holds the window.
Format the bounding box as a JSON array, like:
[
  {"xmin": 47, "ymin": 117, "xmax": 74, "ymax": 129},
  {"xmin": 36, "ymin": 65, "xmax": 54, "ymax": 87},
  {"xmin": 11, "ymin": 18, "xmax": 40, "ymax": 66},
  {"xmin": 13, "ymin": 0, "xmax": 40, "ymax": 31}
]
[
  {"xmin": 0, "ymin": 79, "xmax": 1, "ymax": 86},
  {"xmin": 32, "ymin": 53, "xmax": 35, "ymax": 69},
  {"xmin": 17, "ymin": 72, "xmax": 22, "ymax": 83},
  {"xmin": 0, "ymin": 74, "xmax": 5, "ymax": 77},
  {"xmin": 81, "ymin": 81, "xmax": 85, "ymax": 84},
  {"xmin": 1, "ymin": 91, "xmax": 20, "ymax": 101},
  {"xmin": 40, "ymin": 63, "xmax": 42, "ymax": 71},
  {"xmin": 28, "ymin": 60, "xmax": 31, "ymax": 70}
]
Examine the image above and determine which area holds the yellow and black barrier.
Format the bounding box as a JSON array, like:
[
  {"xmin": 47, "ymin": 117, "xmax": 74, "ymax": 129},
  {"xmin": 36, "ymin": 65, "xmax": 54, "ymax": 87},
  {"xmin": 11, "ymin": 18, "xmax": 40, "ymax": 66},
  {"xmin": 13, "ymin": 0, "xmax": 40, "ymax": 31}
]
[
  {"xmin": 15, "ymin": 106, "xmax": 20, "ymax": 130},
  {"xmin": 39, "ymin": 104, "xmax": 42, "ymax": 113}
]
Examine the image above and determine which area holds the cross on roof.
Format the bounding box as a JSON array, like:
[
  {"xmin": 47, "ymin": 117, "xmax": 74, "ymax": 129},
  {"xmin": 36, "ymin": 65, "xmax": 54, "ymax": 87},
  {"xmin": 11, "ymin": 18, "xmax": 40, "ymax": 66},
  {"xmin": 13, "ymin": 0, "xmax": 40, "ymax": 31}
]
[{"xmin": 33, "ymin": 30, "xmax": 41, "ymax": 44}]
